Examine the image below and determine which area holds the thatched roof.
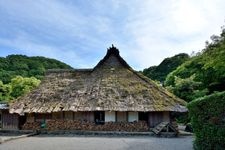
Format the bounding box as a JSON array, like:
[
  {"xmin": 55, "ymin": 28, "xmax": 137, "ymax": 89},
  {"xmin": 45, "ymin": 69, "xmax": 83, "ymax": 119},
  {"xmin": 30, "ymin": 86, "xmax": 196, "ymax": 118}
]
[{"xmin": 10, "ymin": 46, "xmax": 187, "ymax": 114}]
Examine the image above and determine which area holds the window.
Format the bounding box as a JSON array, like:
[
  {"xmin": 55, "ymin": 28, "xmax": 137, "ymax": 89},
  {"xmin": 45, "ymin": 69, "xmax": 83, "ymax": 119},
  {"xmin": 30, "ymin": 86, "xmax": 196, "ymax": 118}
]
[
  {"xmin": 138, "ymin": 112, "xmax": 148, "ymax": 121},
  {"xmin": 94, "ymin": 111, "xmax": 105, "ymax": 124}
]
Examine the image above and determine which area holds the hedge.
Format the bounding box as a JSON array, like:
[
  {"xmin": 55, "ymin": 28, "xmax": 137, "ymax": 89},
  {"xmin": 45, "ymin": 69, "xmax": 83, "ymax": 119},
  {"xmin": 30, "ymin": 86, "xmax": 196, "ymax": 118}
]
[{"xmin": 187, "ymin": 91, "xmax": 225, "ymax": 150}]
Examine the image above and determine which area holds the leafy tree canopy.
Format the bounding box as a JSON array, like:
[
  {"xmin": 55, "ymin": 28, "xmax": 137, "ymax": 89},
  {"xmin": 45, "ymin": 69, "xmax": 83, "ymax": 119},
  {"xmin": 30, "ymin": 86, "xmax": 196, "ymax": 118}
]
[
  {"xmin": 10, "ymin": 76, "xmax": 41, "ymax": 98},
  {"xmin": 0, "ymin": 80, "xmax": 11, "ymax": 101},
  {"xmin": 0, "ymin": 76, "xmax": 41, "ymax": 102}
]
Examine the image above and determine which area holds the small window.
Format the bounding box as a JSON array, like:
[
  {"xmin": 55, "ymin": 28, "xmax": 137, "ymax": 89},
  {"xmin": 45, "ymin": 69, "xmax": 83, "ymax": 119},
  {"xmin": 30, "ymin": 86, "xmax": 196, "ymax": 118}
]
[
  {"xmin": 139, "ymin": 112, "xmax": 148, "ymax": 121},
  {"xmin": 94, "ymin": 111, "xmax": 105, "ymax": 124}
]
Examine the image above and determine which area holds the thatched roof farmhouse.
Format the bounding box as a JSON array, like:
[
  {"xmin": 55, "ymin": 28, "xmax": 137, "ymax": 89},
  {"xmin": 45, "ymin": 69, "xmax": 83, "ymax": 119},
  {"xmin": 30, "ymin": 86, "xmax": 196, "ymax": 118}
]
[{"xmin": 8, "ymin": 46, "xmax": 187, "ymax": 131}]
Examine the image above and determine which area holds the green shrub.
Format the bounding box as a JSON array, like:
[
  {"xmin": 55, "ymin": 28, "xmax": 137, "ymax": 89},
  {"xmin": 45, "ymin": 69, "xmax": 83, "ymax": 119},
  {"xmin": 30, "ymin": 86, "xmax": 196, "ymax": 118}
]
[{"xmin": 187, "ymin": 91, "xmax": 225, "ymax": 150}]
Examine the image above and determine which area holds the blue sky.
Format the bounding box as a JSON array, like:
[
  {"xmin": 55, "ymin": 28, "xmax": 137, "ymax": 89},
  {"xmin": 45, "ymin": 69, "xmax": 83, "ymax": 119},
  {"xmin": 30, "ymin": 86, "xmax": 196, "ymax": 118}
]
[{"xmin": 0, "ymin": 0, "xmax": 225, "ymax": 70}]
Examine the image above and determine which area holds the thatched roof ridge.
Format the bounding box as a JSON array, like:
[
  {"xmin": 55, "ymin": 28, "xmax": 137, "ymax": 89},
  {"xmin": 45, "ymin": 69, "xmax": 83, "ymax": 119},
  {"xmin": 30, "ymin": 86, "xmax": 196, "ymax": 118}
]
[
  {"xmin": 93, "ymin": 45, "xmax": 131, "ymax": 70},
  {"xmin": 46, "ymin": 69, "xmax": 93, "ymax": 74},
  {"xmin": 9, "ymin": 46, "xmax": 187, "ymax": 114}
]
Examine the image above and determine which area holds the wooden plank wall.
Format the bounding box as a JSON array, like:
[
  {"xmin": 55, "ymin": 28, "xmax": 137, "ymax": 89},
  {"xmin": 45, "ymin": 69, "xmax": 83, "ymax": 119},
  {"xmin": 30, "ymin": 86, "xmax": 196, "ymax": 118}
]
[
  {"xmin": 64, "ymin": 111, "xmax": 73, "ymax": 120},
  {"xmin": 148, "ymin": 111, "xmax": 171, "ymax": 127},
  {"xmin": 27, "ymin": 113, "xmax": 35, "ymax": 122},
  {"xmin": 0, "ymin": 111, "xmax": 2, "ymax": 128},
  {"xmin": 33, "ymin": 111, "xmax": 95, "ymax": 122},
  {"xmin": 52, "ymin": 112, "xmax": 63, "ymax": 120},
  {"xmin": 35, "ymin": 113, "xmax": 52, "ymax": 122},
  {"xmin": 74, "ymin": 112, "xmax": 94, "ymax": 122},
  {"xmin": 2, "ymin": 110, "xmax": 19, "ymax": 130},
  {"xmin": 116, "ymin": 112, "xmax": 127, "ymax": 122}
]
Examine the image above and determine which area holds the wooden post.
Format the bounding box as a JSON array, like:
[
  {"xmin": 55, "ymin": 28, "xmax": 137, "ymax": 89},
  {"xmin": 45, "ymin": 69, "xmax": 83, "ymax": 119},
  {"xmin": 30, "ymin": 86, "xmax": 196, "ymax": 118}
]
[
  {"xmin": 63, "ymin": 111, "xmax": 65, "ymax": 120},
  {"xmin": 115, "ymin": 111, "xmax": 117, "ymax": 122}
]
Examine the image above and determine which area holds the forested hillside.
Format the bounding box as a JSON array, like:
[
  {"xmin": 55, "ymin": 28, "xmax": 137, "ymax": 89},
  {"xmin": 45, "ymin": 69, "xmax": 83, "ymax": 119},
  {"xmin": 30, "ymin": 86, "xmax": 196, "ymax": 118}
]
[
  {"xmin": 0, "ymin": 55, "xmax": 72, "ymax": 83},
  {"xmin": 143, "ymin": 27, "xmax": 225, "ymax": 102},
  {"xmin": 0, "ymin": 55, "xmax": 72, "ymax": 102},
  {"xmin": 142, "ymin": 53, "xmax": 190, "ymax": 83},
  {"xmin": 164, "ymin": 28, "xmax": 225, "ymax": 102}
]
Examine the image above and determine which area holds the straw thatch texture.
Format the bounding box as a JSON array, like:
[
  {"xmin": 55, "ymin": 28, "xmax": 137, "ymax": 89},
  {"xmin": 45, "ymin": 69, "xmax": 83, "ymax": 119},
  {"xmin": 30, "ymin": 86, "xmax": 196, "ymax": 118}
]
[{"xmin": 10, "ymin": 46, "xmax": 187, "ymax": 114}]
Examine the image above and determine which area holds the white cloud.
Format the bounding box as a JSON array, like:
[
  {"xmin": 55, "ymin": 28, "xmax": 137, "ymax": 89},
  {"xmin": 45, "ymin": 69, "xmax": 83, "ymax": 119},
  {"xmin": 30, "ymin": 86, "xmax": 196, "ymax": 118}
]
[
  {"xmin": 120, "ymin": 0, "xmax": 225, "ymax": 69},
  {"xmin": 0, "ymin": 0, "xmax": 225, "ymax": 70}
]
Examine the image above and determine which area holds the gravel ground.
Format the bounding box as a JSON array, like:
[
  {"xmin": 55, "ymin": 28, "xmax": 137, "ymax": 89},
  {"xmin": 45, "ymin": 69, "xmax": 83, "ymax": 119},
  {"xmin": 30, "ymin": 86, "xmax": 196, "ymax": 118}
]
[{"xmin": 0, "ymin": 136, "xmax": 193, "ymax": 150}]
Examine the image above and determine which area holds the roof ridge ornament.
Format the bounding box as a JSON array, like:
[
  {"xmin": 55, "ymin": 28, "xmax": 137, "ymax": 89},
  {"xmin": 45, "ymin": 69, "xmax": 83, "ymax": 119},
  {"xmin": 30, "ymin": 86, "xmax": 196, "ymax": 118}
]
[
  {"xmin": 107, "ymin": 44, "xmax": 119, "ymax": 56},
  {"xmin": 93, "ymin": 45, "xmax": 131, "ymax": 70}
]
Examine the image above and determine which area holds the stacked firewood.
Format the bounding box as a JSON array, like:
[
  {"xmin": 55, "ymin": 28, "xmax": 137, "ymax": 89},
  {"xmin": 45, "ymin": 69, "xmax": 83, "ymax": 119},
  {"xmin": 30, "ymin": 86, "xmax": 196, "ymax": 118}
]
[
  {"xmin": 47, "ymin": 120, "xmax": 96, "ymax": 131},
  {"xmin": 22, "ymin": 120, "xmax": 149, "ymax": 131},
  {"xmin": 95, "ymin": 121, "xmax": 149, "ymax": 132},
  {"xmin": 46, "ymin": 120, "xmax": 149, "ymax": 132},
  {"xmin": 22, "ymin": 122, "xmax": 41, "ymax": 130}
]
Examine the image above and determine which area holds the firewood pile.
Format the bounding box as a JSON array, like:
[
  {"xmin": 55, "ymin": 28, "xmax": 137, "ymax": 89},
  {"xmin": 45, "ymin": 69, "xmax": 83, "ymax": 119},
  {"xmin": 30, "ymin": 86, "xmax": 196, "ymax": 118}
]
[
  {"xmin": 22, "ymin": 122, "xmax": 41, "ymax": 130},
  {"xmin": 95, "ymin": 121, "xmax": 149, "ymax": 132},
  {"xmin": 46, "ymin": 120, "xmax": 96, "ymax": 131},
  {"xmin": 46, "ymin": 120, "xmax": 149, "ymax": 132},
  {"xmin": 22, "ymin": 120, "xmax": 149, "ymax": 132}
]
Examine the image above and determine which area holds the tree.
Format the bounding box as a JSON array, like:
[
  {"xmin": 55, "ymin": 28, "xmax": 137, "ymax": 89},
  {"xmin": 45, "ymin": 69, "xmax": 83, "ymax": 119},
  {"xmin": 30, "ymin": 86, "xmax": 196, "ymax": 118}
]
[
  {"xmin": 165, "ymin": 26, "xmax": 225, "ymax": 101},
  {"xmin": 188, "ymin": 91, "xmax": 225, "ymax": 149},
  {"xmin": 0, "ymin": 81, "xmax": 11, "ymax": 101},
  {"xmin": 10, "ymin": 76, "xmax": 41, "ymax": 98},
  {"xmin": 167, "ymin": 75, "xmax": 208, "ymax": 102}
]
